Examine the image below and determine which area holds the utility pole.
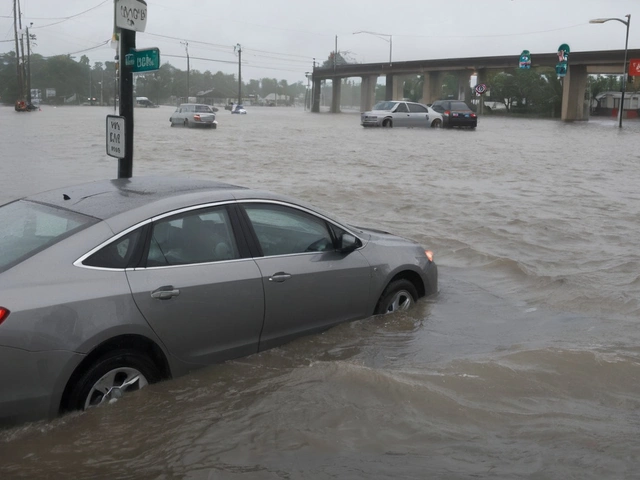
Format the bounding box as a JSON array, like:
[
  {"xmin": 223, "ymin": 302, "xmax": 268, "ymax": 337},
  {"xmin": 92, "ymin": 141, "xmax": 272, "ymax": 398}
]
[
  {"xmin": 181, "ymin": 41, "xmax": 189, "ymax": 101},
  {"xmin": 25, "ymin": 22, "xmax": 32, "ymax": 103},
  {"xmin": 12, "ymin": 0, "xmax": 23, "ymax": 100},
  {"xmin": 334, "ymin": 35, "xmax": 337, "ymax": 73},
  {"xmin": 17, "ymin": 0, "xmax": 27, "ymax": 101},
  {"xmin": 235, "ymin": 43, "xmax": 242, "ymax": 104}
]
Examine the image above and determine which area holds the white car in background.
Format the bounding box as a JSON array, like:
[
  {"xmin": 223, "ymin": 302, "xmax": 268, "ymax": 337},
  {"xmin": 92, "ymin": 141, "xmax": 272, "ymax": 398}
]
[
  {"xmin": 361, "ymin": 101, "xmax": 443, "ymax": 128},
  {"xmin": 170, "ymin": 104, "xmax": 218, "ymax": 128}
]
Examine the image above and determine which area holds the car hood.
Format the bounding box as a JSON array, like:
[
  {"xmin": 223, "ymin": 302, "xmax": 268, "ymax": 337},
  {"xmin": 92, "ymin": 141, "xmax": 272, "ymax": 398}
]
[{"xmin": 348, "ymin": 224, "xmax": 421, "ymax": 249}]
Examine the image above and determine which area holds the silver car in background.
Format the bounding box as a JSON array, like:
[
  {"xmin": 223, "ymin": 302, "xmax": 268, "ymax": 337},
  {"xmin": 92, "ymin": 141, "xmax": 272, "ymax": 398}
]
[
  {"xmin": 170, "ymin": 103, "xmax": 218, "ymax": 128},
  {"xmin": 0, "ymin": 176, "xmax": 437, "ymax": 426},
  {"xmin": 361, "ymin": 101, "xmax": 443, "ymax": 128}
]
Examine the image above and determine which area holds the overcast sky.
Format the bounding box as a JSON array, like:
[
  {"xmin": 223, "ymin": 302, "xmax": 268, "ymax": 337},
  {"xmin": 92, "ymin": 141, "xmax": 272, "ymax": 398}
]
[{"xmin": 2, "ymin": 0, "xmax": 640, "ymax": 84}]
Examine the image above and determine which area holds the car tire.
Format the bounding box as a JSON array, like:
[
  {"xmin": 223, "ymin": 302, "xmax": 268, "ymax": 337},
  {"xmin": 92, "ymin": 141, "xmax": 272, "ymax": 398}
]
[
  {"xmin": 211, "ymin": 124, "xmax": 217, "ymax": 129},
  {"xmin": 65, "ymin": 349, "xmax": 161, "ymax": 412},
  {"xmin": 375, "ymin": 279, "xmax": 418, "ymax": 315},
  {"xmin": 382, "ymin": 118, "xmax": 393, "ymax": 128},
  {"xmin": 431, "ymin": 118, "xmax": 442, "ymax": 128}
]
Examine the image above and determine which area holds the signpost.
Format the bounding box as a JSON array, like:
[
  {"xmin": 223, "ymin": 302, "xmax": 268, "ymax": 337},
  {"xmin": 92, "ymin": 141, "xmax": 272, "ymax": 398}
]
[{"xmin": 108, "ymin": 0, "xmax": 160, "ymax": 179}]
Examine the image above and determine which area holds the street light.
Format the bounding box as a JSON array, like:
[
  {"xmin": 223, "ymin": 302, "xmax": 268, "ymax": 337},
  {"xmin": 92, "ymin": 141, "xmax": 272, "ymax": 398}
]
[
  {"xmin": 353, "ymin": 30, "xmax": 393, "ymax": 64},
  {"xmin": 590, "ymin": 14, "xmax": 631, "ymax": 128}
]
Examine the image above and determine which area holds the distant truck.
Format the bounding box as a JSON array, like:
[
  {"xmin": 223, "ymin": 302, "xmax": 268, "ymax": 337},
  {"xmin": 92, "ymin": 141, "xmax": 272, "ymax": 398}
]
[{"xmin": 135, "ymin": 96, "xmax": 159, "ymax": 108}]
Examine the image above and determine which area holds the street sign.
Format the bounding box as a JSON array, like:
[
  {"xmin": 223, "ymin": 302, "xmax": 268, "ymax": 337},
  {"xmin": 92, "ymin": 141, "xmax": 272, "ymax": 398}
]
[
  {"xmin": 115, "ymin": 0, "xmax": 147, "ymax": 32},
  {"xmin": 125, "ymin": 48, "xmax": 160, "ymax": 73},
  {"xmin": 475, "ymin": 83, "xmax": 487, "ymax": 95},
  {"xmin": 106, "ymin": 115, "xmax": 126, "ymax": 159},
  {"xmin": 629, "ymin": 59, "xmax": 640, "ymax": 77}
]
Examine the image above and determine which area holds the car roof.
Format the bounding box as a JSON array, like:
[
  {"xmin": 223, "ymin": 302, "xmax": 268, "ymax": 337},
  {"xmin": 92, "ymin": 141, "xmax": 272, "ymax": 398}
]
[{"xmin": 22, "ymin": 176, "xmax": 247, "ymax": 221}]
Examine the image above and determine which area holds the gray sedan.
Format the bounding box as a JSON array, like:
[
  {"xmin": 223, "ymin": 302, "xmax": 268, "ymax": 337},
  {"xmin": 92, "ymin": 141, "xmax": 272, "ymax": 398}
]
[
  {"xmin": 0, "ymin": 177, "xmax": 437, "ymax": 426},
  {"xmin": 361, "ymin": 101, "xmax": 443, "ymax": 128}
]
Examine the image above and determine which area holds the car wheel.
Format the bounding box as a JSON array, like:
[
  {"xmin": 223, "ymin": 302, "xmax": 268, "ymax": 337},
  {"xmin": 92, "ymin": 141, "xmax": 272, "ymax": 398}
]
[
  {"xmin": 382, "ymin": 118, "xmax": 393, "ymax": 128},
  {"xmin": 375, "ymin": 279, "xmax": 418, "ymax": 315},
  {"xmin": 65, "ymin": 349, "xmax": 161, "ymax": 411},
  {"xmin": 211, "ymin": 123, "xmax": 217, "ymax": 129},
  {"xmin": 431, "ymin": 118, "xmax": 442, "ymax": 128},
  {"xmin": 184, "ymin": 119, "xmax": 190, "ymax": 128}
]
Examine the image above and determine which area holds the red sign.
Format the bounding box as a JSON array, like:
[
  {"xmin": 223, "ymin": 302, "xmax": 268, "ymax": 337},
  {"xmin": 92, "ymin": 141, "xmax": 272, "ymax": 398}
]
[{"xmin": 630, "ymin": 59, "xmax": 640, "ymax": 77}]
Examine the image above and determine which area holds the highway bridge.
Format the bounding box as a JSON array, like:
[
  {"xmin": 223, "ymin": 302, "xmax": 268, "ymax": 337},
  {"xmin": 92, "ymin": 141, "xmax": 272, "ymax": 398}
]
[{"xmin": 310, "ymin": 49, "xmax": 640, "ymax": 121}]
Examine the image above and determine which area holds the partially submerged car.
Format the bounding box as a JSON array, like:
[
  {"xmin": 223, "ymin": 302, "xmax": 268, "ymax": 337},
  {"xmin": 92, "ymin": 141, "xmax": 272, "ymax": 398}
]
[
  {"xmin": 430, "ymin": 100, "xmax": 477, "ymax": 128},
  {"xmin": 232, "ymin": 104, "xmax": 247, "ymax": 114},
  {"xmin": 0, "ymin": 176, "xmax": 437, "ymax": 426},
  {"xmin": 170, "ymin": 103, "xmax": 218, "ymax": 128},
  {"xmin": 361, "ymin": 101, "xmax": 443, "ymax": 128}
]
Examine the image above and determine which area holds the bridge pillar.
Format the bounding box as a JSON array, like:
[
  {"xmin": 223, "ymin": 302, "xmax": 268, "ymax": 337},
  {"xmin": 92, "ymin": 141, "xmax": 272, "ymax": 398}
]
[
  {"xmin": 457, "ymin": 70, "xmax": 471, "ymax": 101},
  {"xmin": 561, "ymin": 65, "xmax": 588, "ymax": 121},
  {"xmin": 360, "ymin": 74, "xmax": 378, "ymax": 112},
  {"xmin": 330, "ymin": 78, "xmax": 341, "ymax": 113},
  {"xmin": 311, "ymin": 78, "xmax": 321, "ymax": 112},
  {"xmin": 385, "ymin": 74, "xmax": 407, "ymax": 100},
  {"xmin": 421, "ymin": 72, "xmax": 444, "ymax": 104}
]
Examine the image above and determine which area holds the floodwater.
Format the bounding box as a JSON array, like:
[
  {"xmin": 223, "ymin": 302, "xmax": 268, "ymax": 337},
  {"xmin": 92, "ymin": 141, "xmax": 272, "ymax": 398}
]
[{"xmin": 1, "ymin": 105, "xmax": 640, "ymax": 479}]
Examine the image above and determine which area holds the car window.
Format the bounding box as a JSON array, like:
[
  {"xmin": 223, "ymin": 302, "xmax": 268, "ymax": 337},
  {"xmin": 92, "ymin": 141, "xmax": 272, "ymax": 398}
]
[
  {"xmin": 373, "ymin": 101, "xmax": 397, "ymax": 111},
  {"xmin": 83, "ymin": 228, "xmax": 143, "ymax": 269},
  {"xmin": 0, "ymin": 200, "xmax": 95, "ymax": 273},
  {"xmin": 146, "ymin": 207, "xmax": 239, "ymax": 267},
  {"xmin": 195, "ymin": 105, "xmax": 212, "ymax": 113},
  {"xmin": 395, "ymin": 102, "xmax": 409, "ymax": 113},
  {"xmin": 431, "ymin": 102, "xmax": 446, "ymax": 112},
  {"xmin": 243, "ymin": 204, "xmax": 334, "ymax": 256},
  {"xmin": 408, "ymin": 103, "xmax": 428, "ymax": 113}
]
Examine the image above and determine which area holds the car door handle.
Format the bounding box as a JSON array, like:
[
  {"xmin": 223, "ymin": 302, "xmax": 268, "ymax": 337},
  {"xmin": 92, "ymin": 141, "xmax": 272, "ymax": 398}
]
[
  {"xmin": 269, "ymin": 272, "xmax": 292, "ymax": 282},
  {"xmin": 151, "ymin": 286, "xmax": 180, "ymax": 300}
]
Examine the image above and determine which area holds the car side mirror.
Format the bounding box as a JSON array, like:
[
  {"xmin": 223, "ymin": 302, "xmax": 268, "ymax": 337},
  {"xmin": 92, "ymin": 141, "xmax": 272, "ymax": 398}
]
[{"xmin": 339, "ymin": 233, "xmax": 361, "ymax": 253}]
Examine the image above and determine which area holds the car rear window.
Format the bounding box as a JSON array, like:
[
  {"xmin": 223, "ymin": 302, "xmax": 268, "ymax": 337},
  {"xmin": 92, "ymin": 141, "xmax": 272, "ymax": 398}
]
[
  {"xmin": 195, "ymin": 105, "xmax": 212, "ymax": 113},
  {"xmin": 451, "ymin": 102, "xmax": 471, "ymax": 110},
  {"xmin": 0, "ymin": 200, "xmax": 95, "ymax": 273}
]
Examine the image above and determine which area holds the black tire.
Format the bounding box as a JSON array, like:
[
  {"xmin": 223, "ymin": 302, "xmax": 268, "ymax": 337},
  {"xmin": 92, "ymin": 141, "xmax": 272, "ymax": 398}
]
[
  {"xmin": 382, "ymin": 118, "xmax": 393, "ymax": 128},
  {"xmin": 184, "ymin": 119, "xmax": 189, "ymax": 128},
  {"xmin": 65, "ymin": 349, "xmax": 161, "ymax": 412},
  {"xmin": 431, "ymin": 118, "xmax": 442, "ymax": 128},
  {"xmin": 375, "ymin": 279, "xmax": 418, "ymax": 315}
]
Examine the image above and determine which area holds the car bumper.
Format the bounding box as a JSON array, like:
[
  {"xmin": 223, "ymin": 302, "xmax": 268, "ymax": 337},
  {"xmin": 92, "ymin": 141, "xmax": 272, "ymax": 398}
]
[
  {"xmin": 0, "ymin": 345, "xmax": 83, "ymax": 426},
  {"xmin": 445, "ymin": 116, "xmax": 477, "ymax": 127}
]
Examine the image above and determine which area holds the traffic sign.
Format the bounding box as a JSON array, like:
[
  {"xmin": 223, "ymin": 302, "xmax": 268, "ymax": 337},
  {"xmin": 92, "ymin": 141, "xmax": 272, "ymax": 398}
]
[
  {"xmin": 125, "ymin": 48, "xmax": 160, "ymax": 73},
  {"xmin": 115, "ymin": 0, "xmax": 147, "ymax": 32},
  {"xmin": 475, "ymin": 83, "xmax": 487, "ymax": 95},
  {"xmin": 106, "ymin": 115, "xmax": 126, "ymax": 159},
  {"xmin": 629, "ymin": 59, "xmax": 640, "ymax": 77}
]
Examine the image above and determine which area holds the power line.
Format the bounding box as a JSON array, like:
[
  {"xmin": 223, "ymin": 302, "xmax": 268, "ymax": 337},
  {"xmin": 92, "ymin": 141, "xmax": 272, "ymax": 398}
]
[{"xmin": 31, "ymin": 0, "xmax": 110, "ymax": 29}]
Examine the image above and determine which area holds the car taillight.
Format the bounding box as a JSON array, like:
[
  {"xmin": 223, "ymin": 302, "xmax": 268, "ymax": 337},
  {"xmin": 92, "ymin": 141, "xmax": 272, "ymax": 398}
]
[
  {"xmin": 471, "ymin": 113, "xmax": 477, "ymax": 118},
  {"xmin": 444, "ymin": 110, "xmax": 450, "ymax": 116},
  {"xmin": 0, "ymin": 307, "xmax": 10, "ymax": 326},
  {"xmin": 194, "ymin": 114, "xmax": 201, "ymax": 120},
  {"xmin": 425, "ymin": 250, "xmax": 434, "ymax": 262}
]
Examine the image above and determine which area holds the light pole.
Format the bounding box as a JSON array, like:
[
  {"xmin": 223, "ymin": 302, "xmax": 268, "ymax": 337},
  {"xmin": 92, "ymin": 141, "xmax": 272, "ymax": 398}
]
[
  {"xmin": 590, "ymin": 14, "xmax": 631, "ymax": 128},
  {"xmin": 353, "ymin": 30, "xmax": 392, "ymax": 65}
]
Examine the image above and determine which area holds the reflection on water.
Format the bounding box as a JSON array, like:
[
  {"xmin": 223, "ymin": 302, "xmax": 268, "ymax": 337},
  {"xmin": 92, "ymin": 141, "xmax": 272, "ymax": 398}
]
[{"xmin": 1, "ymin": 106, "xmax": 640, "ymax": 478}]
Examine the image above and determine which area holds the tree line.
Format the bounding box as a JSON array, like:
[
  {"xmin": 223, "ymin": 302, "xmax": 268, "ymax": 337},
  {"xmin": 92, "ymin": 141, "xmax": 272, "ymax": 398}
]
[{"xmin": 0, "ymin": 50, "xmax": 307, "ymax": 106}]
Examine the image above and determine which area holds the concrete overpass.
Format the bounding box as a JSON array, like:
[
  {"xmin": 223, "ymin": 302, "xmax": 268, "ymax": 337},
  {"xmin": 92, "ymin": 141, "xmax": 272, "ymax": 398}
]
[{"xmin": 310, "ymin": 49, "xmax": 640, "ymax": 121}]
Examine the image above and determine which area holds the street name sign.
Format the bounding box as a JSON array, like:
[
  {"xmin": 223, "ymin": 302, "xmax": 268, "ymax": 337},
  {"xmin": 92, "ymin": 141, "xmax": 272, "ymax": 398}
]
[
  {"xmin": 106, "ymin": 115, "xmax": 126, "ymax": 159},
  {"xmin": 125, "ymin": 48, "xmax": 160, "ymax": 73},
  {"xmin": 115, "ymin": 0, "xmax": 147, "ymax": 32}
]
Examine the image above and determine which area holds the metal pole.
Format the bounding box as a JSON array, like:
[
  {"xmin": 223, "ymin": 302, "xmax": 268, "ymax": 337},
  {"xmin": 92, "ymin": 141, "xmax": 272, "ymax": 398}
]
[
  {"xmin": 237, "ymin": 44, "xmax": 242, "ymax": 104},
  {"xmin": 390, "ymin": 35, "xmax": 393, "ymax": 65},
  {"xmin": 619, "ymin": 14, "xmax": 631, "ymax": 128},
  {"xmin": 26, "ymin": 24, "xmax": 31, "ymax": 103},
  {"xmin": 118, "ymin": 27, "xmax": 135, "ymax": 178}
]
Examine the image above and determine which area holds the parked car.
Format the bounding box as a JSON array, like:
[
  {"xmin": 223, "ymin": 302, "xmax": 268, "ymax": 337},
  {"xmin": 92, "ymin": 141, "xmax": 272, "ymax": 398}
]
[
  {"xmin": 232, "ymin": 104, "xmax": 247, "ymax": 114},
  {"xmin": 170, "ymin": 103, "xmax": 218, "ymax": 128},
  {"xmin": 135, "ymin": 97, "xmax": 159, "ymax": 108},
  {"xmin": 0, "ymin": 176, "xmax": 437, "ymax": 426},
  {"xmin": 430, "ymin": 100, "xmax": 477, "ymax": 128},
  {"xmin": 361, "ymin": 101, "xmax": 443, "ymax": 128}
]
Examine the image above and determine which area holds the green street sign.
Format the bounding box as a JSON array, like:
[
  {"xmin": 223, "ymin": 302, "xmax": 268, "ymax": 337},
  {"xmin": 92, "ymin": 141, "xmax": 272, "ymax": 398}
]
[{"xmin": 125, "ymin": 48, "xmax": 160, "ymax": 73}]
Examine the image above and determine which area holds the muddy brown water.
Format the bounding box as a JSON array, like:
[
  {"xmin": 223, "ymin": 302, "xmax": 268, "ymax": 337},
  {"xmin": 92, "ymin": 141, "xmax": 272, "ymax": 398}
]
[{"xmin": 1, "ymin": 105, "xmax": 640, "ymax": 479}]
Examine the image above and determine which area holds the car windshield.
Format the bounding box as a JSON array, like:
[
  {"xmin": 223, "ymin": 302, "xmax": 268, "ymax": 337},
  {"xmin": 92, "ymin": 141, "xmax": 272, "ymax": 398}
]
[
  {"xmin": 195, "ymin": 105, "xmax": 213, "ymax": 113},
  {"xmin": 451, "ymin": 102, "xmax": 471, "ymax": 110},
  {"xmin": 0, "ymin": 200, "xmax": 94, "ymax": 273},
  {"xmin": 372, "ymin": 101, "xmax": 397, "ymax": 111}
]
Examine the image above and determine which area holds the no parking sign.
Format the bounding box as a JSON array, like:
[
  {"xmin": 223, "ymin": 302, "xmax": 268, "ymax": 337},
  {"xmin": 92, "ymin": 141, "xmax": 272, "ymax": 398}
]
[{"xmin": 475, "ymin": 83, "xmax": 487, "ymax": 95}]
